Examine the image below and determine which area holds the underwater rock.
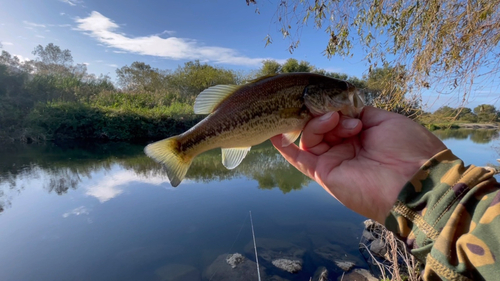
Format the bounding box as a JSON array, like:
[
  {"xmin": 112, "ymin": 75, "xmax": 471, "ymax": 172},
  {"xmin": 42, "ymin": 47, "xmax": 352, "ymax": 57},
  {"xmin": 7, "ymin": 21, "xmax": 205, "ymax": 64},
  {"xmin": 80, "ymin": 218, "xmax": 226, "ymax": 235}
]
[
  {"xmin": 334, "ymin": 260, "xmax": 355, "ymax": 271},
  {"xmin": 226, "ymin": 253, "xmax": 245, "ymax": 268},
  {"xmin": 271, "ymin": 259, "xmax": 302, "ymax": 273},
  {"xmin": 312, "ymin": 267, "xmax": 329, "ymax": 281},
  {"xmin": 244, "ymin": 238, "xmax": 305, "ymax": 263},
  {"xmin": 313, "ymin": 243, "xmax": 363, "ymax": 265},
  {"xmin": 340, "ymin": 268, "xmax": 378, "ymax": 281},
  {"xmin": 203, "ymin": 254, "xmax": 266, "ymax": 281}
]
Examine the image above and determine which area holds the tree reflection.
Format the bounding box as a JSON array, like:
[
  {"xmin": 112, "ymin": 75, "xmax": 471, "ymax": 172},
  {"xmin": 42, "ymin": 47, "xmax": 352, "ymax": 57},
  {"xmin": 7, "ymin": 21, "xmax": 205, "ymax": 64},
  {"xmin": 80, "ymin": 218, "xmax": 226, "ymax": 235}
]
[
  {"xmin": 0, "ymin": 141, "xmax": 310, "ymax": 213},
  {"xmin": 432, "ymin": 129, "xmax": 499, "ymax": 143}
]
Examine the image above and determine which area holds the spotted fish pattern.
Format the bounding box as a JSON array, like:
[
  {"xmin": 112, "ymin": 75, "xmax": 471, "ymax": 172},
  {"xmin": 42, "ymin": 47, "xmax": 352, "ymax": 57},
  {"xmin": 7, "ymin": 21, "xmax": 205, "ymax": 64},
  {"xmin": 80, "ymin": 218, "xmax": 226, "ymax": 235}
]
[{"xmin": 385, "ymin": 149, "xmax": 500, "ymax": 280}]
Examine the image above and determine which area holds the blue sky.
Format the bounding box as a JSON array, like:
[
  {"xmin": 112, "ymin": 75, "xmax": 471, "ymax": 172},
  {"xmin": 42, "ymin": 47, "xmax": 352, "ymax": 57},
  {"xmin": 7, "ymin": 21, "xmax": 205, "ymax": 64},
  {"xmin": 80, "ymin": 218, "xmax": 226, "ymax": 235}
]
[{"xmin": 0, "ymin": 0, "xmax": 498, "ymax": 111}]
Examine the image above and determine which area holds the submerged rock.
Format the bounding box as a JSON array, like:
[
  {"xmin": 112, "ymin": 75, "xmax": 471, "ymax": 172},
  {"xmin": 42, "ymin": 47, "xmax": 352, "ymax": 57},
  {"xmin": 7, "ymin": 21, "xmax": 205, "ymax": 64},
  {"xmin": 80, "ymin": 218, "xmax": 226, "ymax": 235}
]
[
  {"xmin": 244, "ymin": 238, "xmax": 305, "ymax": 263},
  {"xmin": 312, "ymin": 267, "xmax": 329, "ymax": 281},
  {"xmin": 226, "ymin": 253, "xmax": 245, "ymax": 268},
  {"xmin": 334, "ymin": 260, "xmax": 355, "ymax": 271},
  {"xmin": 271, "ymin": 259, "xmax": 302, "ymax": 273},
  {"xmin": 314, "ymin": 243, "xmax": 363, "ymax": 265},
  {"xmin": 203, "ymin": 254, "xmax": 266, "ymax": 281},
  {"xmin": 340, "ymin": 269, "xmax": 378, "ymax": 281}
]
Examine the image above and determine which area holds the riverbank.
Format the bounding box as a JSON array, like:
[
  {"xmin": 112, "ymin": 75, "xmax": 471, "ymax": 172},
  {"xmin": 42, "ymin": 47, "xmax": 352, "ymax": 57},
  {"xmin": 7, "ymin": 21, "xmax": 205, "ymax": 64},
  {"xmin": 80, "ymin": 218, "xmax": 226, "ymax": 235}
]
[{"xmin": 422, "ymin": 122, "xmax": 499, "ymax": 131}]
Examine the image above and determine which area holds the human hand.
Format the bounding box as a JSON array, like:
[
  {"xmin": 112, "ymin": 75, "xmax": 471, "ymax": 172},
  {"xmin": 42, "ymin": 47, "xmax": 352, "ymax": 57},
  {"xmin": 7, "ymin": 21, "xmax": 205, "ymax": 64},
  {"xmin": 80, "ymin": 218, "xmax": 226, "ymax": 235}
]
[{"xmin": 271, "ymin": 106, "xmax": 447, "ymax": 223}]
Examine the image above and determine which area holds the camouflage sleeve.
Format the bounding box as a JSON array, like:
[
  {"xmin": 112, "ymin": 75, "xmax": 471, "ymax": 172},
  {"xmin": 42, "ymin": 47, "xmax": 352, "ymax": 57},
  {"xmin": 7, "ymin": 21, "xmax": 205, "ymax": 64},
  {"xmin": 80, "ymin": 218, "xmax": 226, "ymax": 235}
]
[{"xmin": 385, "ymin": 149, "xmax": 500, "ymax": 280}]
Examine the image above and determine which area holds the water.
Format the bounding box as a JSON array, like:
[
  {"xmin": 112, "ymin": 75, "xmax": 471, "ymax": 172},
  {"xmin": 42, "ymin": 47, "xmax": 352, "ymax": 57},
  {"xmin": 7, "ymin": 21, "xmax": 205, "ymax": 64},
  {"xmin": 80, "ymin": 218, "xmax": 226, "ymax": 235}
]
[{"xmin": 0, "ymin": 129, "xmax": 498, "ymax": 281}]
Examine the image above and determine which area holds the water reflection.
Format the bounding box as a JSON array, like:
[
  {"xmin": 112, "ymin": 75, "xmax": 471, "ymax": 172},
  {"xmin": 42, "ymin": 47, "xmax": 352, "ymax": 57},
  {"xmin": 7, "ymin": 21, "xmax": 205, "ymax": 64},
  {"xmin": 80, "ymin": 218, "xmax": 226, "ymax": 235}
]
[
  {"xmin": 432, "ymin": 129, "xmax": 499, "ymax": 143},
  {"xmin": 0, "ymin": 141, "xmax": 310, "ymax": 213}
]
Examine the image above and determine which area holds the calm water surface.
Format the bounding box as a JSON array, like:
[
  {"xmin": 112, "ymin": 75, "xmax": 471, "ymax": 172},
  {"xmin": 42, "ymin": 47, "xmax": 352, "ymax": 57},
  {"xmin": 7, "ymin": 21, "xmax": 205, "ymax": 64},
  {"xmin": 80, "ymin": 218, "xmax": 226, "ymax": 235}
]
[{"xmin": 0, "ymin": 129, "xmax": 498, "ymax": 281}]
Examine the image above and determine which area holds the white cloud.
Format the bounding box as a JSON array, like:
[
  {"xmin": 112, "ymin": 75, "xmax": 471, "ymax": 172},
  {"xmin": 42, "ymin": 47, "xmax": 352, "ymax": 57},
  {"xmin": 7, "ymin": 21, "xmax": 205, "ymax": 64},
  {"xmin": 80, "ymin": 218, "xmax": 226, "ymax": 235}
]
[
  {"xmin": 23, "ymin": 21, "xmax": 46, "ymax": 28},
  {"xmin": 75, "ymin": 11, "xmax": 274, "ymax": 66},
  {"xmin": 106, "ymin": 64, "xmax": 118, "ymax": 68},
  {"xmin": 1, "ymin": 42, "xmax": 13, "ymax": 46},
  {"xmin": 85, "ymin": 170, "xmax": 174, "ymax": 203},
  {"xmin": 59, "ymin": 0, "xmax": 82, "ymax": 6},
  {"xmin": 36, "ymin": 35, "xmax": 45, "ymax": 38},
  {"xmin": 60, "ymin": 12, "xmax": 66, "ymax": 16},
  {"xmin": 83, "ymin": 62, "xmax": 90, "ymax": 65},
  {"xmin": 156, "ymin": 30, "xmax": 176, "ymax": 36},
  {"xmin": 63, "ymin": 206, "xmax": 90, "ymax": 218},
  {"xmin": 13, "ymin": 54, "xmax": 32, "ymax": 62}
]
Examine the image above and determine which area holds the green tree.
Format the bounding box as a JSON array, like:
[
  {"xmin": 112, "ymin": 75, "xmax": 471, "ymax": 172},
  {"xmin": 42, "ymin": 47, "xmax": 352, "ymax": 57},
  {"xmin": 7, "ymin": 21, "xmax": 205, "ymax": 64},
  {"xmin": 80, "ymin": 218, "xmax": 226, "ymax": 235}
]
[
  {"xmin": 32, "ymin": 43, "xmax": 82, "ymax": 76},
  {"xmin": 434, "ymin": 106, "xmax": 456, "ymax": 118},
  {"xmin": 280, "ymin": 58, "xmax": 313, "ymax": 73},
  {"xmin": 116, "ymin": 62, "xmax": 168, "ymax": 92},
  {"xmin": 257, "ymin": 59, "xmax": 282, "ymax": 76},
  {"xmin": 456, "ymin": 107, "xmax": 478, "ymax": 123},
  {"xmin": 365, "ymin": 65, "xmax": 420, "ymax": 116},
  {"xmin": 249, "ymin": 0, "xmax": 500, "ymax": 109},
  {"xmin": 474, "ymin": 104, "xmax": 498, "ymax": 123},
  {"xmin": 167, "ymin": 60, "xmax": 238, "ymax": 101}
]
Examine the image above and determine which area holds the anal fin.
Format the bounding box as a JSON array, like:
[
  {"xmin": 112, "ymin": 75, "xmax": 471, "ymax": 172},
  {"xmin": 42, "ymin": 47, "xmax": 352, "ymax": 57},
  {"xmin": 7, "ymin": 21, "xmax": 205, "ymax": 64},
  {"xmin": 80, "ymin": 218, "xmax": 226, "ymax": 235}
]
[{"xmin": 221, "ymin": 147, "xmax": 251, "ymax": 169}]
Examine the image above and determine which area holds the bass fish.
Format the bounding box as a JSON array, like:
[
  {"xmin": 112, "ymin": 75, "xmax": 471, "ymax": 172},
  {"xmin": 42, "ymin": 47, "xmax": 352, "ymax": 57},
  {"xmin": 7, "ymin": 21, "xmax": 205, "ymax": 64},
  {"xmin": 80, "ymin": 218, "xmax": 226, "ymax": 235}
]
[{"xmin": 145, "ymin": 73, "xmax": 364, "ymax": 187}]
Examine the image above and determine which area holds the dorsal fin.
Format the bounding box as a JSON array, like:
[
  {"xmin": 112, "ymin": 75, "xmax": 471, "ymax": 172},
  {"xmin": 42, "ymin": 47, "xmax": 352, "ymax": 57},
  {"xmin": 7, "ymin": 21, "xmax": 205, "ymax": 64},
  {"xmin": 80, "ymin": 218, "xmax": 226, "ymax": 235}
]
[
  {"xmin": 246, "ymin": 74, "xmax": 277, "ymax": 84},
  {"xmin": 194, "ymin": 85, "xmax": 241, "ymax": 114}
]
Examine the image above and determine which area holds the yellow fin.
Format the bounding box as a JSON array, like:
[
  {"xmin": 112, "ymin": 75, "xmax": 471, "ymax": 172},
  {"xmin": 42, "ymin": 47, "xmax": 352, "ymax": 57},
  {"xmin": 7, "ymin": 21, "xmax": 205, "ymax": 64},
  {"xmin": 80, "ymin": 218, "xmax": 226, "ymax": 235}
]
[
  {"xmin": 282, "ymin": 130, "xmax": 301, "ymax": 147},
  {"xmin": 194, "ymin": 85, "xmax": 241, "ymax": 114},
  {"xmin": 144, "ymin": 136, "xmax": 192, "ymax": 187},
  {"xmin": 221, "ymin": 147, "xmax": 251, "ymax": 169}
]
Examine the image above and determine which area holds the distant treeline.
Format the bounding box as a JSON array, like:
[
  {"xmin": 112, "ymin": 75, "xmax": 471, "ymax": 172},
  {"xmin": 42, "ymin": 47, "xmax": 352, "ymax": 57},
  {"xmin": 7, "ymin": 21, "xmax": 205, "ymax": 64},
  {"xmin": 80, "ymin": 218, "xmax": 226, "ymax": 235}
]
[
  {"xmin": 0, "ymin": 43, "xmax": 488, "ymax": 143},
  {"xmin": 417, "ymin": 105, "xmax": 499, "ymax": 129}
]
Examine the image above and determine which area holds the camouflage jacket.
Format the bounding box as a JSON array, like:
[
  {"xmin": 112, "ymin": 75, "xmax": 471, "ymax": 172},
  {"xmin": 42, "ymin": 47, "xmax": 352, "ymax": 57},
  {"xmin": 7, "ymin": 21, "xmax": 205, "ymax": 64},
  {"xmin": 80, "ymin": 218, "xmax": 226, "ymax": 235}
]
[{"xmin": 385, "ymin": 149, "xmax": 500, "ymax": 280}]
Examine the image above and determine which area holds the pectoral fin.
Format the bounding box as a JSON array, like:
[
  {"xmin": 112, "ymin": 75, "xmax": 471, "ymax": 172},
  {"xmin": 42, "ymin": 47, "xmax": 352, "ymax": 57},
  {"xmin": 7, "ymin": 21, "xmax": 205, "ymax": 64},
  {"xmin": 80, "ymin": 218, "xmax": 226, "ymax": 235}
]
[
  {"xmin": 282, "ymin": 130, "xmax": 301, "ymax": 147},
  {"xmin": 221, "ymin": 147, "xmax": 251, "ymax": 169}
]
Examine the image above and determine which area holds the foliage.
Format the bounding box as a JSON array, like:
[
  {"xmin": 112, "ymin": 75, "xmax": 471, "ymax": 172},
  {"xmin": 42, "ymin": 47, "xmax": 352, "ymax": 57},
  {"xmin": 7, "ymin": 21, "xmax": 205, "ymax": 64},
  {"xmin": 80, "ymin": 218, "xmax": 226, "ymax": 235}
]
[
  {"xmin": 249, "ymin": 0, "xmax": 500, "ymax": 111},
  {"xmin": 417, "ymin": 104, "xmax": 499, "ymax": 127},
  {"xmin": 116, "ymin": 61, "xmax": 169, "ymax": 92},
  {"xmin": 166, "ymin": 60, "xmax": 240, "ymax": 101}
]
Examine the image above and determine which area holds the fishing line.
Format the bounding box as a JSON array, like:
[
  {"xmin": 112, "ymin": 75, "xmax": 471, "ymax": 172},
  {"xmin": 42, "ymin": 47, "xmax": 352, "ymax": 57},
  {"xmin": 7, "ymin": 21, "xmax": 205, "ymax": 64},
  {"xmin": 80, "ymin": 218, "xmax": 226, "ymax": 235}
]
[
  {"xmin": 250, "ymin": 210, "xmax": 262, "ymax": 281},
  {"xmin": 208, "ymin": 212, "xmax": 249, "ymax": 281}
]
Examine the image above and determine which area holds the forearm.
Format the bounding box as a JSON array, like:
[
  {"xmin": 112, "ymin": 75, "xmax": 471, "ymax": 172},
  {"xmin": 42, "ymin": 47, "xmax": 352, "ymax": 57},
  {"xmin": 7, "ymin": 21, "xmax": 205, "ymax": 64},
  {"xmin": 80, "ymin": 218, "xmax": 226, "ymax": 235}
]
[{"xmin": 385, "ymin": 149, "xmax": 500, "ymax": 280}]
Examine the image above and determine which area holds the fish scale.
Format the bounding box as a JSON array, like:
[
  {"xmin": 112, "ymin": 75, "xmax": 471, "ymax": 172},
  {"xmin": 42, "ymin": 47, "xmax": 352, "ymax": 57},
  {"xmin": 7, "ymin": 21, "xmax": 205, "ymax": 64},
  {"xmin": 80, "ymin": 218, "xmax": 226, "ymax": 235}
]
[{"xmin": 145, "ymin": 72, "xmax": 364, "ymax": 187}]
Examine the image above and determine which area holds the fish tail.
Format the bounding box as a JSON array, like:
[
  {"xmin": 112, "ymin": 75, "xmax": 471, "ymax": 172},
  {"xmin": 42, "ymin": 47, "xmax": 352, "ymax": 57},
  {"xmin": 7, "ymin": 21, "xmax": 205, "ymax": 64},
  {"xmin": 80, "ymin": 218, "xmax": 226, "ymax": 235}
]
[{"xmin": 144, "ymin": 136, "xmax": 193, "ymax": 187}]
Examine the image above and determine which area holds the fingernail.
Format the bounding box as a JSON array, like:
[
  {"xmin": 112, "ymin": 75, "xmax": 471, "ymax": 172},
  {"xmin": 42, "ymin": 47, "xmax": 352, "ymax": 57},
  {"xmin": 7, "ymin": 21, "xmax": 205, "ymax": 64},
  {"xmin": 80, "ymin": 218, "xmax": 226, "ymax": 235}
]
[
  {"xmin": 320, "ymin": 111, "xmax": 334, "ymax": 121},
  {"xmin": 342, "ymin": 118, "xmax": 359, "ymax": 129}
]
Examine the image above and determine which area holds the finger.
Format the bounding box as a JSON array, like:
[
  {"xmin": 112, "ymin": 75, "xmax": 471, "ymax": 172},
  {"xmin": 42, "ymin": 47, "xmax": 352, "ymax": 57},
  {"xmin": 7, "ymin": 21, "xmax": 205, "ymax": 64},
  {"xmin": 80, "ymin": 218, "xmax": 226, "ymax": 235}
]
[
  {"xmin": 323, "ymin": 116, "xmax": 362, "ymax": 146},
  {"xmin": 360, "ymin": 106, "xmax": 401, "ymax": 128},
  {"xmin": 270, "ymin": 135, "xmax": 319, "ymax": 179},
  {"xmin": 300, "ymin": 111, "xmax": 340, "ymax": 150}
]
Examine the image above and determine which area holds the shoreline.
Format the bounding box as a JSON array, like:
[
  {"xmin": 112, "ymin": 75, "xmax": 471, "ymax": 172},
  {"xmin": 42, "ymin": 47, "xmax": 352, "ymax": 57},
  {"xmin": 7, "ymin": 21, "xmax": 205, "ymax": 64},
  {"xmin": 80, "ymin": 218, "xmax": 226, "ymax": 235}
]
[{"xmin": 456, "ymin": 123, "xmax": 499, "ymax": 129}]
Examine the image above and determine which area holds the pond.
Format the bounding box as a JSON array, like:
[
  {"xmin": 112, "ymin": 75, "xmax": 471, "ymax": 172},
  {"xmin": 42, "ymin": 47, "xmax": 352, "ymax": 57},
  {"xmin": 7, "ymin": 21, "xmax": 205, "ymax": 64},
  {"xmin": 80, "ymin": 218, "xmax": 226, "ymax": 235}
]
[{"xmin": 0, "ymin": 129, "xmax": 498, "ymax": 281}]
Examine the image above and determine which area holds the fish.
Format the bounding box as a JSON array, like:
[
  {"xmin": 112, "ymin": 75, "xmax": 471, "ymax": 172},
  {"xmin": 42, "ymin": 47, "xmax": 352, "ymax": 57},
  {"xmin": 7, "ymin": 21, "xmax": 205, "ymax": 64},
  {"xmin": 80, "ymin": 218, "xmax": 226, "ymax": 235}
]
[{"xmin": 145, "ymin": 72, "xmax": 364, "ymax": 187}]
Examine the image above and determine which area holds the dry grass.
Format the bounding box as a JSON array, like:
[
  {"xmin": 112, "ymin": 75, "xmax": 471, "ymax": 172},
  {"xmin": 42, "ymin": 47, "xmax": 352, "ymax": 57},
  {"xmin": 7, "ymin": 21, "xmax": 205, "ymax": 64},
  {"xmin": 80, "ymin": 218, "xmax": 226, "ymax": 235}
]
[{"xmin": 360, "ymin": 220, "xmax": 421, "ymax": 281}]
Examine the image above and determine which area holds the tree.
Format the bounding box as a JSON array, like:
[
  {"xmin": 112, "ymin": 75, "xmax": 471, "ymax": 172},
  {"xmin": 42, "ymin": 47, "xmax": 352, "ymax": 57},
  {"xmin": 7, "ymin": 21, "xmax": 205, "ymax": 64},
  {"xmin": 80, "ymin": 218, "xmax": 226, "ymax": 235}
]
[
  {"xmin": 474, "ymin": 104, "xmax": 498, "ymax": 122},
  {"xmin": 32, "ymin": 43, "xmax": 88, "ymax": 77},
  {"xmin": 116, "ymin": 62, "xmax": 168, "ymax": 92},
  {"xmin": 167, "ymin": 60, "xmax": 239, "ymax": 101},
  {"xmin": 280, "ymin": 58, "xmax": 313, "ymax": 73},
  {"xmin": 456, "ymin": 107, "xmax": 478, "ymax": 123},
  {"xmin": 257, "ymin": 59, "xmax": 282, "ymax": 76},
  {"xmin": 364, "ymin": 65, "xmax": 420, "ymax": 116},
  {"xmin": 434, "ymin": 106, "xmax": 457, "ymax": 118},
  {"xmin": 248, "ymin": 0, "xmax": 500, "ymax": 109}
]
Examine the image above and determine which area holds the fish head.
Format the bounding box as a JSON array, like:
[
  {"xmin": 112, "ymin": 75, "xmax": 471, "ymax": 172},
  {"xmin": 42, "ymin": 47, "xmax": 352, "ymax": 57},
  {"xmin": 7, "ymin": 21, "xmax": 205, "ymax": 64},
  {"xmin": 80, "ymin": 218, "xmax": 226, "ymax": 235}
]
[{"xmin": 303, "ymin": 77, "xmax": 364, "ymax": 118}]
